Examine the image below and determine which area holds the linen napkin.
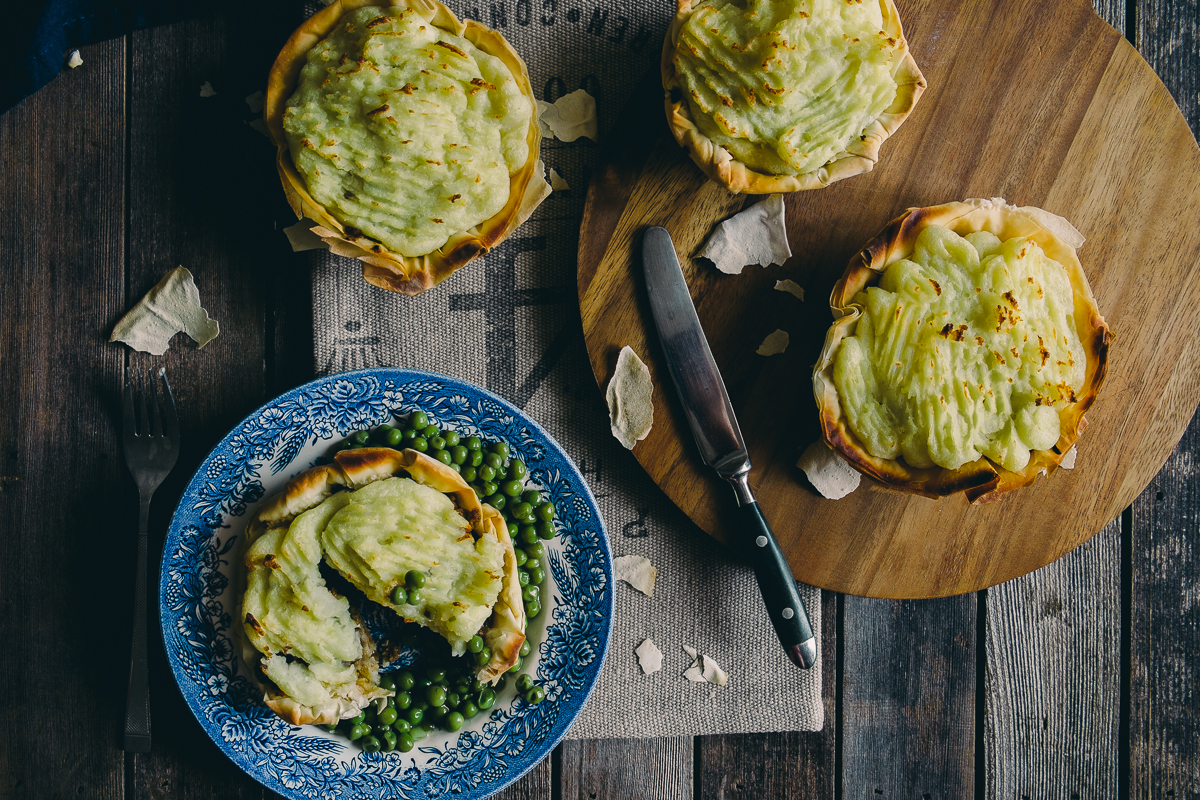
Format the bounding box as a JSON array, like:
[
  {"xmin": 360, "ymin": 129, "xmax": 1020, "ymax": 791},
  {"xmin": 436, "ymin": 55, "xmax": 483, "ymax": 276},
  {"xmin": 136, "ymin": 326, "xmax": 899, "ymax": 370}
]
[{"xmin": 309, "ymin": 0, "xmax": 823, "ymax": 738}]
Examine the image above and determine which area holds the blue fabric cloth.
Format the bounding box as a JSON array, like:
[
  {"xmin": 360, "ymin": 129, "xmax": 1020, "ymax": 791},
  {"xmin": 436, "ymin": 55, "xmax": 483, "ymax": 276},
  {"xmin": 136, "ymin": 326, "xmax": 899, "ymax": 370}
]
[{"xmin": 5, "ymin": 0, "xmax": 186, "ymax": 115}]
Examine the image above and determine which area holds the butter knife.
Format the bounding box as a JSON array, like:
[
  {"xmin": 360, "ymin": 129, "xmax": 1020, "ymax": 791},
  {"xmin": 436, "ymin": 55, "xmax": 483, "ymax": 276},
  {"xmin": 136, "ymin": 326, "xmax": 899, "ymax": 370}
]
[{"xmin": 641, "ymin": 226, "xmax": 816, "ymax": 669}]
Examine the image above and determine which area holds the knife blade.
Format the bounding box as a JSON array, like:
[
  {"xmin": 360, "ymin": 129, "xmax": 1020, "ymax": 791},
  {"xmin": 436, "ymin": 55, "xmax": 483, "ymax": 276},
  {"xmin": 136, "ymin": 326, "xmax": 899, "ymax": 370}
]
[{"xmin": 641, "ymin": 225, "xmax": 816, "ymax": 669}]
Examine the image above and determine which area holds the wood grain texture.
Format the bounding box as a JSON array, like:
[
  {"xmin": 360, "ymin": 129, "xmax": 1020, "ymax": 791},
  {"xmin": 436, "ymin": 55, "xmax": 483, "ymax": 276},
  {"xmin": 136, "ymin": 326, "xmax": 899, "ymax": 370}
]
[
  {"xmin": 491, "ymin": 754, "xmax": 551, "ymax": 800},
  {"xmin": 695, "ymin": 590, "xmax": 837, "ymax": 800},
  {"xmin": 125, "ymin": 4, "xmax": 295, "ymax": 796},
  {"xmin": 560, "ymin": 737, "xmax": 693, "ymax": 800},
  {"xmin": 1129, "ymin": 0, "xmax": 1200, "ymax": 795},
  {"xmin": 841, "ymin": 596, "xmax": 977, "ymax": 796},
  {"xmin": 0, "ymin": 37, "xmax": 128, "ymax": 800},
  {"xmin": 984, "ymin": 521, "xmax": 1122, "ymax": 797},
  {"xmin": 577, "ymin": 0, "xmax": 1200, "ymax": 598}
]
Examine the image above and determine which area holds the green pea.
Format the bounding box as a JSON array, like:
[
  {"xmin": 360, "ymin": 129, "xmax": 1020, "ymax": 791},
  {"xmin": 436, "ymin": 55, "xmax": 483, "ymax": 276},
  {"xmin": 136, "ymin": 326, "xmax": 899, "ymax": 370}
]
[
  {"xmin": 478, "ymin": 688, "xmax": 496, "ymax": 710},
  {"xmin": 429, "ymin": 435, "xmax": 446, "ymax": 450},
  {"xmin": 484, "ymin": 453, "xmax": 503, "ymax": 470},
  {"xmin": 446, "ymin": 691, "xmax": 461, "ymax": 708},
  {"xmin": 394, "ymin": 718, "xmax": 412, "ymax": 733},
  {"xmin": 518, "ymin": 569, "xmax": 530, "ymax": 587},
  {"xmin": 507, "ymin": 656, "xmax": 523, "ymax": 673},
  {"xmin": 409, "ymin": 726, "xmax": 427, "ymax": 743},
  {"xmin": 519, "ymin": 640, "xmax": 532, "ymax": 657},
  {"xmin": 528, "ymin": 567, "xmax": 546, "ymax": 585},
  {"xmin": 405, "ymin": 570, "xmax": 426, "ymax": 589},
  {"xmin": 466, "ymin": 635, "xmax": 484, "ymax": 654},
  {"xmin": 416, "ymin": 676, "xmax": 432, "ymax": 690},
  {"xmin": 381, "ymin": 729, "xmax": 397, "ymax": 751},
  {"xmin": 477, "ymin": 465, "xmax": 496, "ymax": 482},
  {"xmin": 460, "ymin": 466, "xmax": 477, "ymax": 483},
  {"xmin": 526, "ymin": 685, "xmax": 546, "ymax": 704},
  {"xmin": 426, "ymin": 686, "xmax": 446, "ymax": 707},
  {"xmin": 379, "ymin": 673, "xmax": 396, "ymax": 690},
  {"xmin": 421, "ymin": 424, "xmax": 440, "ymax": 439},
  {"xmin": 445, "ymin": 712, "xmax": 465, "ymax": 732},
  {"xmin": 352, "ymin": 430, "xmax": 369, "ymax": 444},
  {"xmin": 508, "ymin": 459, "xmax": 528, "ymax": 479},
  {"xmin": 469, "ymin": 450, "xmax": 484, "ymax": 467},
  {"xmin": 449, "ymin": 462, "xmax": 462, "ymax": 473},
  {"xmin": 514, "ymin": 548, "xmax": 528, "ymax": 567},
  {"xmin": 391, "ymin": 585, "xmax": 408, "ymax": 605},
  {"xmin": 405, "ymin": 707, "xmax": 424, "ymax": 725},
  {"xmin": 461, "ymin": 701, "xmax": 479, "ymax": 718},
  {"xmin": 396, "ymin": 671, "xmax": 415, "ymax": 691},
  {"xmin": 494, "ymin": 464, "xmax": 510, "ymax": 481},
  {"xmin": 411, "ymin": 436, "xmax": 428, "ymax": 452},
  {"xmin": 407, "ymin": 587, "xmax": 423, "ymax": 604},
  {"xmin": 351, "ymin": 711, "xmax": 367, "ymax": 725},
  {"xmin": 473, "ymin": 646, "xmax": 492, "ymax": 666},
  {"xmin": 386, "ymin": 428, "xmax": 404, "ymax": 446},
  {"xmin": 433, "ymin": 449, "xmax": 453, "ymax": 465},
  {"xmin": 537, "ymin": 520, "xmax": 556, "ymax": 539},
  {"xmin": 322, "ymin": 723, "xmax": 339, "ymax": 732},
  {"xmin": 410, "ymin": 411, "xmax": 429, "ymax": 429},
  {"xmin": 360, "ymin": 735, "xmax": 381, "ymax": 753},
  {"xmin": 519, "ymin": 526, "xmax": 539, "ymax": 545},
  {"xmin": 522, "ymin": 585, "xmax": 540, "ymax": 603},
  {"xmin": 524, "ymin": 542, "xmax": 545, "ymax": 559},
  {"xmin": 348, "ymin": 723, "xmax": 369, "ymax": 741},
  {"xmin": 510, "ymin": 502, "xmax": 534, "ymax": 522},
  {"xmin": 450, "ymin": 445, "xmax": 468, "ymax": 464},
  {"xmin": 526, "ymin": 598, "xmax": 542, "ymax": 617},
  {"xmin": 402, "ymin": 428, "xmax": 419, "ymax": 443},
  {"xmin": 486, "ymin": 494, "xmax": 506, "ymax": 511},
  {"xmin": 479, "ymin": 480, "xmax": 497, "ymax": 497},
  {"xmin": 397, "ymin": 731, "xmax": 416, "ymax": 752},
  {"xmin": 376, "ymin": 423, "xmax": 394, "ymax": 434},
  {"xmin": 521, "ymin": 489, "xmax": 542, "ymax": 506},
  {"xmin": 427, "ymin": 705, "xmax": 449, "ymax": 720},
  {"xmin": 515, "ymin": 674, "xmax": 533, "ymax": 693},
  {"xmin": 443, "ymin": 430, "xmax": 460, "ymax": 446},
  {"xmin": 537, "ymin": 502, "xmax": 556, "ymax": 522},
  {"xmin": 490, "ymin": 441, "xmax": 510, "ymax": 458},
  {"xmin": 377, "ymin": 706, "xmax": 398, "ymax": 726},
  {"xmin": 502, "ymin": 480, "xmax": 523, "ymax": 497},
  {"xmin": 465, "ymin": 435, "xmax": 482, "ymax": 451},
  {"xmin": 426, "ymin": 667, "xmax": 446, "ymax": 683},
  {"xmin": 517, "ymin": 525, "xmax": 537, "ymax": 543}
]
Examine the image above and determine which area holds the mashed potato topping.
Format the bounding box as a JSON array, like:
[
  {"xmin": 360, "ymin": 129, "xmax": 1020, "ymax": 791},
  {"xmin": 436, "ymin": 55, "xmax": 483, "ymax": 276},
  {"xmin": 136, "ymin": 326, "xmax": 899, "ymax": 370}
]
[
  {"xmin": 673, "ymin": 0, "xmax": 901, "ymax": 177},
  {"xmin": 283, "ymin": 5, "xmax": 532, "ymax": 256},
  {"xmin": 833, "ymin": 225, "xmax": 1086, "ymax": 473}
]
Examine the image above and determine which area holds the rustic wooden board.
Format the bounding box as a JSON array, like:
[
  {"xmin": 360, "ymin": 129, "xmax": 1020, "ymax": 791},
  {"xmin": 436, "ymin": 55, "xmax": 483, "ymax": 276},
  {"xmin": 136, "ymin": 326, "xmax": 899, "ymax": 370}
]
[
  {"xmin": 577, "ymin": 0, "xmax": 1200, "ymax": 598},
  {"xmin": 841, "ymin": 596, "xmax": 977, "ymax": 795},
  {"xmin": 560, "ymin": 737, "xmax": 693, "ymax": 799},
  {"xmin": 0, "ymin": 38, "xmax": 129, "ymax": 800}
]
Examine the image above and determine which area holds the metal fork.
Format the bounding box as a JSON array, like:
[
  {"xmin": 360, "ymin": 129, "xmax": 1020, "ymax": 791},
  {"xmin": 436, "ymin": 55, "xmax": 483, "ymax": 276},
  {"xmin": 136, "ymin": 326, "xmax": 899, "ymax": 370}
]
[{"xmin": 121, "ymin": 367, "xmax": 180, "ymax": 753}]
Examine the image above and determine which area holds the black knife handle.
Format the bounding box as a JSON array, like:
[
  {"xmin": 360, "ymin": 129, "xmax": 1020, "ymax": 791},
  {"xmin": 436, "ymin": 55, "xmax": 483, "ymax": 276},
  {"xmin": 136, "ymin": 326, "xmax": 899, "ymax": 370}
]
[{"xmin": 738, "ymin": 501, "xmax": 817, "ymax": 669}]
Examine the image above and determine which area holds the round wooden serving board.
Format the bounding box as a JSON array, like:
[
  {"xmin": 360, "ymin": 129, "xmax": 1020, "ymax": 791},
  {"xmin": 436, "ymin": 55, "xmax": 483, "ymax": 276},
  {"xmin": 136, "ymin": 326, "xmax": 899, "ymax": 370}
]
[{"xmin": 577, "ymin": 0, "xmax": 1200, "ymax": 598}]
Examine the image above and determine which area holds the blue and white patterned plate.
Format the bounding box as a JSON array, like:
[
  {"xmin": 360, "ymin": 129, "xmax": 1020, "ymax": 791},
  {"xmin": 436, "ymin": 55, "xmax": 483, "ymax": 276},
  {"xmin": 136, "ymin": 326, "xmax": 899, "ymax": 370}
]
[{"xmin": 160, "ymin": 368, "xmax": 613, "ymax": 799}]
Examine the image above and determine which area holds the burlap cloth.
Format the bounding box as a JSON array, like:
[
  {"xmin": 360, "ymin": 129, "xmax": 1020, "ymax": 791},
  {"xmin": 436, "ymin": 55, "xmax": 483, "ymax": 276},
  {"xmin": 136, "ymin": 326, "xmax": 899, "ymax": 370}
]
[{"xmin": 308, "ymin": 0, "xmax": 823, "ymax": 738}]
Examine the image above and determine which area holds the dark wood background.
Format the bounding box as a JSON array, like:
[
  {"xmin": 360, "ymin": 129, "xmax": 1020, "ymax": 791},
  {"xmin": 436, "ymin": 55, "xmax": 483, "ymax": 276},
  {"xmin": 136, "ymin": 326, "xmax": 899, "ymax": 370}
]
[{"xmin": 0, "ymin": 0, "xmax": 1195, "ymax": 797}]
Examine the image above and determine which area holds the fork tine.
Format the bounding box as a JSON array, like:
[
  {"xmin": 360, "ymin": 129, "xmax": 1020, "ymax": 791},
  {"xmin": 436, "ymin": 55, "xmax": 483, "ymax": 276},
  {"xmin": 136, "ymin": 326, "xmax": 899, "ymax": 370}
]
[
  {"xmin": 159, "ymin": 368, "xmax": 179, "ymax": 443},
  {"xmin": 137, "ymin": 367, "xmax": 149, "ymax": 438},
  {"xmin": 149, "ymin": 368, "xmax": 163, "ymax": 438},
  {"xmin": 122, "ymin": 364, "xmax": 135, "ymax": 436}
]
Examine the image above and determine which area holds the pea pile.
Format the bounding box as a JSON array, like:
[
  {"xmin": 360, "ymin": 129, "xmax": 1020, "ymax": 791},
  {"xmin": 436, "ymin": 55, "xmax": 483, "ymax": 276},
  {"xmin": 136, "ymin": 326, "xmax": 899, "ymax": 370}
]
[{"xmin": 326, "ymin": 411, "xmax": 557, "ymax": 749}]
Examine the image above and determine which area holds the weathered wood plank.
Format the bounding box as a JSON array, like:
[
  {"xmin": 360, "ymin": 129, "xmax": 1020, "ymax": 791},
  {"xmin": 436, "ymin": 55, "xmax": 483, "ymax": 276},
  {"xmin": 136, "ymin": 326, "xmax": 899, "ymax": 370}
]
[
  {"xmin": 1129, "ymin": 0, "xmax": 1200, "ymax": 795},
  {"xmin": 125, "ymin": 5, "xmax": 294, "ymax": 795},
  {"xmin": 842, "ymin": 596, "xmax": 976, "ymax": 797},
  {"xmin": 984, "ymin": 521, "xmax": 1122, "ymax": 797},
  {"xmin": 0, "ymin": 38, "xmax": 127, "ymax": 800},
  {"xmin": 695, "ymin": 590, "xmax": 836, "ymax": 800},
  {"xmin": 560, "ymin": 737, "xmax": 693, "ymax": 800}
]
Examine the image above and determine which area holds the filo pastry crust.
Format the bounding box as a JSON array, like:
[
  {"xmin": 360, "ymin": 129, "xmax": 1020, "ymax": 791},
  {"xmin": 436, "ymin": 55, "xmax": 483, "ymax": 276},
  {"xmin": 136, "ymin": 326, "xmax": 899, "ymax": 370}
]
[
  {"xmin": 812, "ymin": 199, "xmax": 1113, "ymax": 504},
  {"xmin": 661, "ymin": 0, "xmax": 926, "ymax": 194},
  {"xmin": 237, "ymin": 447, "xmax": 526, "ymax": 725},
  {"xmin": 264, "ymin": 0, "xmax": 546, "ymax": 295}
]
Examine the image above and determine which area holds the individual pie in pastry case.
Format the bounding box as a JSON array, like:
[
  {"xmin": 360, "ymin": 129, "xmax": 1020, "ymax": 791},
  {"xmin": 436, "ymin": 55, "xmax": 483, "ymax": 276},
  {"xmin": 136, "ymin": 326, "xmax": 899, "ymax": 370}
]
[
  {"xmin": 264, "ymin": 0, "xmax": 546, "ymax": 295},
  {"xmin": 662, "ymin": 0, "xmax": 926, "ymax": 193},
  {"xmin": 812, "ymin": 199, "xmax": 1113, "ymax": 503}
]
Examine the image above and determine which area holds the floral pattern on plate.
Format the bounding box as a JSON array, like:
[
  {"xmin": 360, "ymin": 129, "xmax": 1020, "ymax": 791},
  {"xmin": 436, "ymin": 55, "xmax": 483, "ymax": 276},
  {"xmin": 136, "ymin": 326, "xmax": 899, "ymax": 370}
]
[{"xmin": 160, "ymin": 368, "xmax": 613, "ymax": 799}]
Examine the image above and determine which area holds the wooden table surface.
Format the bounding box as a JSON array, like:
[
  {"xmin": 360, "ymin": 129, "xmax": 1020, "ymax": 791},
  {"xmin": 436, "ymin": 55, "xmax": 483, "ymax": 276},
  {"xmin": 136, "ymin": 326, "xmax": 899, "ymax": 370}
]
[{"xmin": 0, "ymin": 0, "xmax": 1195, "ymax": 797}]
